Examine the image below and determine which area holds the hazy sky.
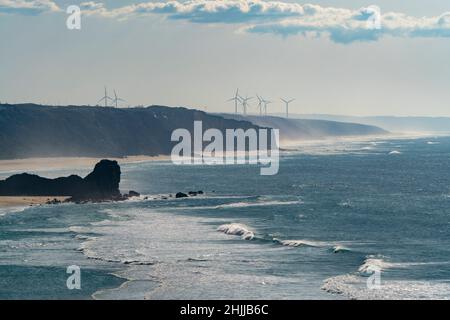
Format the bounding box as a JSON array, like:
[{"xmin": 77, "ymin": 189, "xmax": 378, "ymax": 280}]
[{"xmin": 1, "ymin": 0, "xmax": 450, "ymax": 116}]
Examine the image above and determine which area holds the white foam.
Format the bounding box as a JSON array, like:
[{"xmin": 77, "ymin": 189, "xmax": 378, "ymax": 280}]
[
  {"xmin": 276, "ymin": 239, "xmax": 351, "ymax": 253},
  {"xmin": 338, "ymin": 201, "xmax": 352, "ymax": 208},
  {"xmin": 333, "ymin": 245, "xmax": 351, "ymax": 253},
  {"xmin": 214, "ymin": 200, "xmax": 301, "ymax": 209},
  {"xmin": 0, "ymin": 206, "xmax": 28, "ymax": 217},
  {"xmin": 389, "ymin": 150, "xmax": 402, "ymax": 155},
  {"xmin": 322, "ymin": 274, "xmax": 450, "ymax": 300},
  {"xmin": 277, "ymin": 239, "xmax": 326, "ymax": 248},
  {"xmin": 357, "ymin": 256, "xmax": 435, "ymax": 274},
  {"xmin": 358, "ymin": 257, "xmax": 397, "ymax": 273},
  {"xmin": 217, "ymin": 223, "xmax": 255, "ymax": 240}
]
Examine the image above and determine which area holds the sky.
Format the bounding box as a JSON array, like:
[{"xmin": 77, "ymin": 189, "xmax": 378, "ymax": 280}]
[{"xmin": 1, "ymin": 0, "xmax": 450, "ymax": 116}]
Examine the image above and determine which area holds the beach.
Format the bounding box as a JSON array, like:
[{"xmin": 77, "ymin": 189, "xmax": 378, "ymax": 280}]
[
  {"xmin": 0, "ymin": 155, "xmax": 170, "ymax": 173},
  {"xmin": 0, "ymin": 196, "xmax": 70, "ymax": 208}
]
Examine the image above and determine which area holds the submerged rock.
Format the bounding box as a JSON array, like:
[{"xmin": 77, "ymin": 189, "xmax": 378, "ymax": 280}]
[
  {"xmin": 128, "ymin": 190, "xmax": 140, "ymax": 197},
  {"xmin": 188, "ymin": 190, "xmax": 204, "ymax": 196},
  {"xmin": 176, "ymin": 192, "xmax": 188, "ymax": 198}
]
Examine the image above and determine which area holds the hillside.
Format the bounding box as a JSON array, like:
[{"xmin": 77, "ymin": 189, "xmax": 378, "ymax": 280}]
[
  {"xmin": 0, "ymin": 104, "xmax": 258, "ymax": 160},
  {"xmin": 281, "ymin": 114, "xmax": 450, "ymax": 134},
  {"xmin": 219, "ymin": 114, "xmax": 388, "ymax": 142}
]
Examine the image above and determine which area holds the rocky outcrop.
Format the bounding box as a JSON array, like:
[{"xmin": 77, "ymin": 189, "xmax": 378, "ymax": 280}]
[
  {"xmin": 0, "ymin": 159, "xmax": 124, "ymax": 202},
  {"xmin": 175, "ymin": 192, "xmax": 188, "ymax": 198}
]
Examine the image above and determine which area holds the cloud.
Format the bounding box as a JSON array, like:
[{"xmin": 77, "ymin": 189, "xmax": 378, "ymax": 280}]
[
  {"xmin": 81, "ymin": 0, "xmax": 306, "ymax": 22},
  {"xmin": 80, "ymin": 1, "xmax": 450, "ymax": 43},
  {"xmin": 3, "ymin": 0, "xmax": 450, "ymax": 43},
  {"xmin": 245, "ymin": 5, "xmax": 450, "ymax": 43},
  {"xmin": 0, "ymin": 0, "xmax": 60, "ymax": 15}
]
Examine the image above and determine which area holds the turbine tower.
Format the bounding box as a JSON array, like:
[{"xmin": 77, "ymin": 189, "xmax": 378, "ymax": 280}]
[
  {"xmin": 263, "ymin": 99, "xmax": 273, "ymax": 116},
  {"xmin": 256, "ymin": 94, "xmax": 264, "ymax": 116},
  {"xmin": 227, "ymin": 88, "xmax": 242, "ymax": 114},
  {"xmin": 97, "ymin": 87, "xmax": 113, "ymax": 107},
  {"xmin": 280, "ymin": 98, "xmax": 295, "ymax": 118},
  {"xmin": 111, "ymin": 89, "xmax": 126, "ymax": 108},
  {"xmin": 241, "ymin": 96, "xmax": 253, "ymax": 115}
]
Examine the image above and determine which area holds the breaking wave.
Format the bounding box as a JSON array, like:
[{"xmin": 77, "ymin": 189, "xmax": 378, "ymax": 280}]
[
  {"xmin": 358, "ymin": 256, "xmax": 398, "ymax": 273},
  {"xmin": 323, "ymin": 255, "xmax": 450, "ymax": 299},
  {"xmin": 215, "ymin": 200, "xmax": 301, "ymax": 209},
  {"xmin": 274, "ymin": 238, "xmax": 351, "ymax": 253},
  {"xmin": 217, "ymin": 223, "xmax": 255, "ymax": 240},
  {"xmin": 275, "ymin": 239, "xmax": 326, "ymax": 248}
]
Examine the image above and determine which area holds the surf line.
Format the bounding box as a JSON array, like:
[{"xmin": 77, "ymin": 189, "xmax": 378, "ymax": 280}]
[{"xmin": 171, "ymin": 120, "xmax": 280, "ymax": 175}]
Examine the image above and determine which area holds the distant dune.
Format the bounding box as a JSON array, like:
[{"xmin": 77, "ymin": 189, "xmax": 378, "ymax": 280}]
[
  {"xmin": 279, "ymin": 114, "xmax": 450, "ymax": 134},
  {"xmin": 219, "ymin": 114, "xmax": 388, "ymax": 142}
]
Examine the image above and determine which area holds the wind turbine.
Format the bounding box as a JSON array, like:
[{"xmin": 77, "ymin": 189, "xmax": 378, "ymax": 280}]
[
  {"xmin": 280, "ymin": 98, "xmax": 295, "ymax": 118},
  {"xmin": 111, "ymin": 89, "xmax": 126, "ymax": 108},
  {"xmin": 97, "ymin": 87, "xmax": 113, "ymax": 107},
  {"xmin": 256, "ymin": 94, "xmax": 264, "ymax": 116},
  {"xmin": 227, "ymin": 88, "xmax": 241, "ymax": 114},
  {"xmin": 241, "ymin": 96, "xmax": 253, "ymax": 115},
  {"xmin": 262, "ymin": 99, "xmax": 273, "ymax": 116}
]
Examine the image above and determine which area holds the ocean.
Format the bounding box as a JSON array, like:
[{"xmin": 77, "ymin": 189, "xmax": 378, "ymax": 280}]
[{"xmin": 1, "ymin": 136, "xmax": 450, "ymax": 299}]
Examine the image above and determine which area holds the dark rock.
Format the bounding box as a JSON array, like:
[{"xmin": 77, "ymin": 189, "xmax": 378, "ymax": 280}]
[
  {"xmin": 46, "ymin": 198, "xmax": 61, "ymax": 205},
  {"xmin": 188, "ymin": 191, "xmax": 198, "ymax": 196},
  {"xmin": 80, "ymin": 160, "xmax": 121, "ymax": 200},
  {"xmin": 0, "ymin": 159, "xmax": 126, "ymax": 202},
  {"xmin": 128, "ymin": 190, "xmax": 140, "ymax": 197},
  {"xmin": 175, "ymin": 192, "xmax": 188, "ymax": 198},
  {"xmin": 197, "ymin": 190, "xmax": 204, "ymax": 195}
]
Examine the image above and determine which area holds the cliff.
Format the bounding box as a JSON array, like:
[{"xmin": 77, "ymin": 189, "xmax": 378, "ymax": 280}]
[{"xmin": 0, "ymin": 104, "xmax": 258, "ymax": 160}]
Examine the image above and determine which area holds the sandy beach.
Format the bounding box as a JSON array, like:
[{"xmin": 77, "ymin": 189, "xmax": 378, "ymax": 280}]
[
  {"xmin": 0, "ymin": 196, "xmax": 70, "ymax": 208},
  {"xmin": 0, "ymin": 155, "xmax": 170, "ymax": 173}
]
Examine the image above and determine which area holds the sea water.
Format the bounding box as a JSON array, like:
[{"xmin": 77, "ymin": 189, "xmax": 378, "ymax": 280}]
[{"xmin": 2, "ymin": 136, "xmax": 450, "ymax": 299}]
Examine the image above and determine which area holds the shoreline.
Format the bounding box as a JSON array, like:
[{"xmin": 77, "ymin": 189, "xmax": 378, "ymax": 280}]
[
  {"xmin": 0, "ymin": 155, "xmax": 170, "ymax": 173},
  {"xmin": 0, "ymin": 196, "xmax": 70, "ymax": 208},
  {"xmin": 0, "ymin": 133, "xmax": 445, "ymax": 173}
]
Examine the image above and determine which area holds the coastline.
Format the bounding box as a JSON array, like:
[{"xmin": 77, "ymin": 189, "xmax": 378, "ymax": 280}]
[{"xmin": 0, "ymin": 155, "xmax": 170, "ymax": 173}]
